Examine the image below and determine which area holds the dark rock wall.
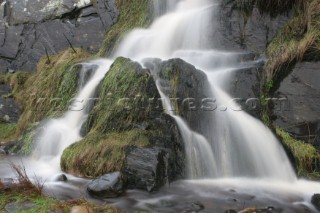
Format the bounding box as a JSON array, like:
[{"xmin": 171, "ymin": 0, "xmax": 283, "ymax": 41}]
[
  {"xmin": 0, "ymin": 0, "xmax": 118, "ymax": 73},
  {"xmin": 273, "ymin": 62, "xmax": 320, "ymax": 148},
  {"xmin": 216, "ymin": 1, "xmax": 292, "ymax": 53}
]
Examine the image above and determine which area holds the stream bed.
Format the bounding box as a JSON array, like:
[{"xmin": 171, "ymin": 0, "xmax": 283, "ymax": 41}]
[{"xmin": 1, "ymin": 156, "xmax": 319, "ymax": 213}]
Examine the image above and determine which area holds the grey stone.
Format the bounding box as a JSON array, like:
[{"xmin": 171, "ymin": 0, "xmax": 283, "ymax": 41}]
[
  {"xmin": 311, "ymin": 194, "xmax": 320, "ymax": 212},
  {"xmin": 0, "ymin": 0, "xmax": 118, "ymax": 72},
  {"xmin": 215, "ymin": 2, "xmax": 292, "ymax": 53},
  {"xmin": 5, "ymin": 202, "xmax": 37, "ymax": 213},
  {"xmin": 124, "ymin": 147, "xmax": 169, "ymax": 192},
  {"xmin": 87, "ymin": 172, "xmax": 124, "ymax": 198},
  {"xmin": 273, "ymin": 62, "xmax": 320, "ymax": 147}
]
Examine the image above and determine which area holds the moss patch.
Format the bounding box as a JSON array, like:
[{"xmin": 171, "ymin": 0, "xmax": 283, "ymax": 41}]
[
  {"xmin": 61, "ymin": 129, "xmax": 150, "ymax": 177},
  {"xmin": 98, "ymin": 0, "xmax": 152, "ymax": 56},
  {"xmin": 0, "ymin": 186, "xmax": 119, "ymax": 213},
  {"xmin": 15, "ymin": 48, "xmax": 92, "ymax": 137},
  {"xmin": 264, "ymin": 0, "xmax": 320, "ymax": 84},
  {"xmin": 0, "ymin": 122, "xmax": 16, "ymax": 141},
  {"xmin": 276, "ymin": 128, "xmax": 320, "ymax": 178}
]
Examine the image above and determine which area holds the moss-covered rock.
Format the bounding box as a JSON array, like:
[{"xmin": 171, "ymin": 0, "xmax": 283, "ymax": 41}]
[
  {"xmin": 144, "ymin": 58, "xmax": 212, "ymax": 137},
  {"xmin": 16, "ymin": 48, "xmax": 92, "ymax": 136},
  {"xmin": 276, "ymin": 128, "xmax": 320, "ymax": 179},
  {"xmin": 61, "ymin": 57, "xmax": 184, "ymax": 191},
  {"xmin": 98, "ymin": 0, "xmax": 152, "ymax": 56}
]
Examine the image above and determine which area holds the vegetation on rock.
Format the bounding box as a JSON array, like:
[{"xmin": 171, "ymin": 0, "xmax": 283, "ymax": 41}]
[
  {"xmin": 61, "ymin": 57, "xmax": 162, "ymax": 177},
  {"xmin": 98, "ymin": 0, "xmax": 152, "ymax": 56},
  {"xmin": 276, "ymin": 128, "xmax": 320, "ymax": 178}
]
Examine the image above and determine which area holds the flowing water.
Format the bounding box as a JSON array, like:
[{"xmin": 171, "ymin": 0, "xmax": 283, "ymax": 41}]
[{"xmin": 1, "ymin": 0, "xmax": 320, "ymax": 211}]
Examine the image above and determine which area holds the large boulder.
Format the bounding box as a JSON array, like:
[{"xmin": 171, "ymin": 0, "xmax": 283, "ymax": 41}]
[
  {"xmin": 273, "ymin": 62, "xmax": 320, "ymax": 148},
  {"xmin": 0, "ymin": 0, "xmax": 118, "ymax": 73},
  {"xmin": 61, "ymin": 57, "xmax": 185, "ymax": 192}
]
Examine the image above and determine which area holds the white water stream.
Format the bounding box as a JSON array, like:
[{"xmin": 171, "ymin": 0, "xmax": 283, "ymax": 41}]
[{"xmin": 3, "ymin": 0, "xmax": 320, "ymax": 211}]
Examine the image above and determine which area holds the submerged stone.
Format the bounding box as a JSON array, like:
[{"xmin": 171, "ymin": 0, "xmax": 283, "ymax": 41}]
[
  {"xmin": 87, "ymin": 172, "xmax": 124, "ymax": 198},
  {"xmin": 311, "ymin": 194, "xmax": 320, "ymax": 211}
]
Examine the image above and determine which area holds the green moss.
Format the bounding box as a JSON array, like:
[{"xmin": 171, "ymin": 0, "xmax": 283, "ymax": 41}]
[
  {"xmin": 276, "ymin": 128, "xmax": 320, "ymax": 178},
  {"xmin": 264, "ymin": 0, "xmax": 320, "ymax": 82},
  {"xmin": 0, "ymin": 122, "xmax": 16, "ymax": 141},
  {"xmin": 61, "ymin": 129, "xmax": 150, "ymax": 177},
  {"xmin": 85, "ymin": 57, "xmax": 160, "ymax": 133},
  {"xmin": 61, "ymin": 57, "xmax": 164, "ymax": 177},
  {"xmin": 16, "ymin": 48, "xmax": 92, "ymax": 136},
  {"xmin": 0, "ymin": 187, "xmax": 119, "ymax": 213},
  {"xmin": 98, "ymin": 0, "xmax": 152, "ymax": 56}
]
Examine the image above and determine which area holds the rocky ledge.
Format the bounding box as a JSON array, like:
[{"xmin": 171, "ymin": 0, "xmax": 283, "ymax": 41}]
[{"xmin": 0, "ymin": 0, "xmax": 118, "ymax": 73}]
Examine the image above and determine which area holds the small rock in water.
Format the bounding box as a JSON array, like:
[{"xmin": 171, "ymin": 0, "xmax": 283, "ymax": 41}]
[
  {"xmin": 54, "ymin": 174, "xmax": 68, "ymax": 182},
  {"xmin": 5, "ymin": 201, "xmax": 37, "ymax": 212},
  {"xmin": 87, "ymin": 172, "xmax": 124, "ymax": 198},
  {"xmin": 70, "ymin": 206, "xmax": 93, "ymax": 213},
  {"xmin": 311, "ymin": 194, "xmax": 320, "ymax": 211}
]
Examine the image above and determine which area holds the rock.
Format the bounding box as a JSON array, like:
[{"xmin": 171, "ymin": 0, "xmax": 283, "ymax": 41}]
[
  {"xmin": 0, "ymin": 0, "xmax": 118, "ymax": 72},
  {"xmin": 273, "ymin": 62, "xmax": 320, "ymax": 147},
  {"xmin": 61, "ymin": 57, "xmax": 185, "ymax": 192},
  {"xmin": 124, "ymin": 146, "xmax": 169, "ymax": 192},
  {"xmin": 70, "ymin": 206, "xmax": 94, "ymax": 213},
  {"xmin": 216, "ymin": 2, "xmax": 292, "ymax": 53},
  {"xmin": 183, "ymin": 201, "xmax": 205, "ymax": 212},
  {"xmin": 87, "ymin": 172, "xmax": 124, "ymax": 198},
  {"xmin": 0, "ymin": 147, "xmax": 7, "ymax": 155},
  {"xmin": 311, "ymin": 194, "xmax": 320, "ymax": 212},
  {"xmin": 5, "ymin": 201, "xmax": 37, "ymax": 213},
  {"xmin": 53, "ymin": 174, "xmax": 68, "ymax": 182},
  {"xmin": 0, "ymin": 84, "xmax": 21, "ymax": 123},
  {"xmin": 144, "ymin": 58, "xmax": 212, "ymax": 138}
]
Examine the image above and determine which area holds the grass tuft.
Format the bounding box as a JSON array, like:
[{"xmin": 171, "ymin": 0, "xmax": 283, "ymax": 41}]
[{"xmin": 276, "ymin": 128, "xmax": 320, "ymax": 178}]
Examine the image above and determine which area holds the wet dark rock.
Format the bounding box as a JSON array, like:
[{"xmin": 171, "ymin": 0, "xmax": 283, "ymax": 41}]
[
  {"xmin": 216, "ymin": 2, "xmax": 292, "ymax": 53},
  {"xmin": 229, "ymin": 65, "xmax": 262, "ymax": 118},
  {"xmin": 183, "ymin": 201, "xmax": 205, "ymax": 212},
  {"xmin": 0, "ymin": 146, "xmax": 7, "ymax": 155},
  {"xmin": 54, "ymin": 174, "xmax": 68, "ymax": 182},
  {"xmin": 0, "ymin": 0, "xmax": 118, "ymax": 72},
  {"xmin": 273, "ymin": 62, "xmax": 320, "ymax": 147},
  {"xmin": 144, "ymin": 58, "xmax": 213, "ymax": 137},
  {"xmin": 5, "ymin": 201, "xmax": 37, "ymax": 213},
  {"xmin": 311, "ymin": 194, "xmax": 320, "ymax": 212},
  {"xmin": 0, "ymin": 84, "xmax": 21, "ymax": 123},
  {"xmin": 124, "ymin": 146, "xmax": 169, "ymax": 192},
  {"xmin": 87, "ymin": 172, "xmax": 124, "ymax": 198},
  {"xmin": 63, "ymin": 58, "xmax": 184, "ymax": 192}
]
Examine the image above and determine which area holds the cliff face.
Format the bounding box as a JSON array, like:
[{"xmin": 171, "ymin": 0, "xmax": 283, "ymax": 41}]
[
  {"xmin": 217, "ymin": 0, "xmax": 320, "ymax": 177},
  {"xmin": 0, "ymin": 0, "xmax": 118, "ymax": 73}
]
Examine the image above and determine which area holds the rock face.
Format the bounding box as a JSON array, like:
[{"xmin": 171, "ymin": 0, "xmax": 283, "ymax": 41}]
[
  {"xmin": 273, "ymin": 62, "xmax": 320, "ymax": 148},
  {"xmin": 0, "ymin": 0, "xmax": 118, "ymax": 73},
  {"xmin": 87, "ymin": 172, "xmax": 124, "ymax": 198},
  {"xmin": 216, "ymin": 1, "xmax": 292, "ymax": 53},
  {"xmin": 0, "ymin": 84, "xmax": 20, "ymax": 123},
  {"xmin": 311, "ymin": 194, "xmax": 320, "ymax": 212}
]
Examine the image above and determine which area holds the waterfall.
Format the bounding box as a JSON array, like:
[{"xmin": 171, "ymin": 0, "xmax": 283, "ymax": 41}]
[
  {"xmin": 113, "ymin": 0, "xmax": 296, "ymax": 180},
  {"xmin": 33, "ymin": 0, "xmax": 296, "ymax": 181},
  {"xmin": 33, "ymin": 59, "xmax": 112, "ymax": 169}
]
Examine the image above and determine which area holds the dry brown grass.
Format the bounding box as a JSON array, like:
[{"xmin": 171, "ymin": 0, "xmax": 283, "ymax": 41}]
[
  {"xmin": 264, "ymin": 0, "xmax": 320, "ymax": 83},
  {"xmin": 9, "ymin": 162, "xmax": 44, "ymax": 195}
]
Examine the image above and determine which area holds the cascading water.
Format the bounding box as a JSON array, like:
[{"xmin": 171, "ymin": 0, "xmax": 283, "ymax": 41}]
[
  {"xmin": 112, "ymin": 0, "xmax": 296, "ymax": 180},
  {"xmin": 3, "ymin": 0, "xmax": 320, "ymax": 211},
  {"xmin": 33, "ymin": 59, "xmax": 112, "ymax": 169}
]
